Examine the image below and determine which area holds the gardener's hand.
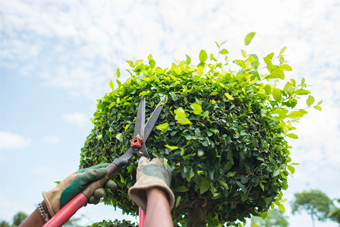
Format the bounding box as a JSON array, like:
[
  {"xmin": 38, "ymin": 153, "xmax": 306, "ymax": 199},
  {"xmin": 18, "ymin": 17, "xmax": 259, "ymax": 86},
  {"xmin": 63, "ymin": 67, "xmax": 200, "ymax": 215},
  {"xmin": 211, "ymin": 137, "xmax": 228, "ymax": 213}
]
[
  {"xmin": 42, "ymin": 164, "xmax": 117, "ymax": 217},
  {"xmin": 128, "ymin": 157, "xmax": 175, "ymax": 212}
]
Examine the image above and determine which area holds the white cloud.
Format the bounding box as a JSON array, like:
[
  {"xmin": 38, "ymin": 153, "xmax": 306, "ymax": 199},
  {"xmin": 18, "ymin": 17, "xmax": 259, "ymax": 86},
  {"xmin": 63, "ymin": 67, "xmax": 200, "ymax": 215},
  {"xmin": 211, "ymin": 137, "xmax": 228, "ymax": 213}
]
[
  {"xmin": 1, "ymin": 0, "xmax": 338, "ymax": 100},
  {"xmin": 0, "ymin": 131, "xmax": 31, "ymax": 150},
  {"xmin": 63, "ymin": 113, "xmax": 89, "ymax": 127},
  {"xmin": 41, "ymin": 136, "xmax": 60, "ymax": 145}
]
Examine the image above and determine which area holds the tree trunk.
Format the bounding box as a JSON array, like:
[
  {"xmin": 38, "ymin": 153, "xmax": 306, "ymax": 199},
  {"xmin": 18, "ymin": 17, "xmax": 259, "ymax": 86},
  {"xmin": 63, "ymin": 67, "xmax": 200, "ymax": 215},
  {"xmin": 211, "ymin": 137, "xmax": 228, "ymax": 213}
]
[{"xmin": 187, "ymin": 205, "xmax": 207, "ymax": 227}]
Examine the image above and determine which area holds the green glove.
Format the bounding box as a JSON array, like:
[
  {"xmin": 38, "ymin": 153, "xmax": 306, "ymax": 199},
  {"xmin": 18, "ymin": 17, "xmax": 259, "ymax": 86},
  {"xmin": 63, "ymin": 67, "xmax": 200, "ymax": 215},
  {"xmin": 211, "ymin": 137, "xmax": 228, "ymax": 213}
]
[
  {"xmin": 128, "ymin": 157, "xmax": 175, "ymax": 212},
  {"xmin": 42, "ymin": 164, "xmax": 117, "ymax": 217}
]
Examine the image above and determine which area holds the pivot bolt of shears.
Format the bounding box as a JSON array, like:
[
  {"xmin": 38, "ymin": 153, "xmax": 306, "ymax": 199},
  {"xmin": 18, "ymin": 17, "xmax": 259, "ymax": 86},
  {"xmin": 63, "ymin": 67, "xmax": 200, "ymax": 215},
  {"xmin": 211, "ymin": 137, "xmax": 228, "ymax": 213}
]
[{"xmin": 130, "ymin": 137, "xmax": 144, "ymax": 149}]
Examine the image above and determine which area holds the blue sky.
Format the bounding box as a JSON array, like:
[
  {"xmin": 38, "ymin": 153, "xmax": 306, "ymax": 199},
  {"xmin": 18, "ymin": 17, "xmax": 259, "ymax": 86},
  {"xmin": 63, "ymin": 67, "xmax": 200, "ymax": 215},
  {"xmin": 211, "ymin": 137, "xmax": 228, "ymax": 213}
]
[{"xmin": 1, "ymin": 0, "xmax": 340, "ymax": 226}]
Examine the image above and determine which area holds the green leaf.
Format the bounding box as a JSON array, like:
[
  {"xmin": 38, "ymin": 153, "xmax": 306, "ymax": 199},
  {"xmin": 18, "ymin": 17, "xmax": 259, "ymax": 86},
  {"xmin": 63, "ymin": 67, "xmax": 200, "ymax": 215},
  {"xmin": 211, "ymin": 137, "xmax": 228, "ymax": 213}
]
[
  {"xmin": 317, "ymin": 100, "xmax": 323, "ymax": 105},
  {"xmin": 272, "ymin": 88, "xmax": 282, "ymax": 102},
  {"xmin": 210, "ymin": 92, "xmax": 219, "ymax": 96},
  {"xmin": 186, "ymin": 54, "xmax": 191, "ymax": 65},
  {"xmin": 252, "ymin": 224, "xmax": 260, "ymax": 227},
  {"xmin": 225, "ymin": 93, "xmax": 234, "ymax": 100},
  {"xmin": 295, "ymin": 89, "xmax": 310, "ymax": 95},
  {"xmin": 200, "ymin": 177, "xmax": 210, "ymax": 194},
  {"xmin": 109, "ymin": 79, "xmax": 114, "ymax": 90},
  {"xmin": 165, "ymin": 144, "xmax": 178, "ymax": 150},
  {"xmin": 245, "ymin": 32, "xmax": 256, "ymax": 45},
  {"xmin": 203, "ymin": 111, "xmax": 209, "ymax": 119},
  {"xmin": 306, "ymin": 95, "xmax": 315, "ymax": 107},
  {"xmin": 115, "ymin": 133, "xmax": 122, "ymax": 141},
  {"xmin": 227, "ymin": 172, "xmax": 237, "ymax": 177},
  {"xmin": 139, "ymin": 90, "xmax": 150, "ymax": 96},
  {"xmin": 174, "ymin": 186, "xmax": 189, "ymax": 192},
  {"xmin": 197, "ymin": 149, "xmax": 204, "ymax": 157},
  {"xmin": 259, "ymin": 182, "xmax": 265, "ymax": 191},
  {"xmin": 314, "ymin": 106, "xmax": 322, "ymax": 111},
  {"xmin": 209, "ymin": 128, "xmax": 219, "ymax": 135},
  {"xmin": 278, "ymin": 204, "xmax": 285, "ymax": 212},
  {"xmin": 156, "ymin": 122, "xmax": 169, "ymax": 133},
  {"xmin": 163, "ymin": 158, "xmax": 168, "ymax": 169},
  {"xmin": 220, "ymin": 49, "xmax": 229, "ymax": 55},
  {"xmin": 170, "ymin": 92, "xmax": 178, "ymax": 101},
  {"xmin": 177, "ymin": 118, "xmax": 192, "ymax": 125},
  {"xmin": 135, "ymin": 59, "xmax": 143, "ymax": 66},
  {"xmin": 54, "ymin": 181, "xmax": 60, "ymax": 185},
  {"xmin": 284, "ymin": 82, "xmax": 294, "ymax": 94},
  {"xmin": 149, "ymin": 59, "xmax": 156, "ymax": 68},
  {"xmin": 199, "ymin": 50, "xmax": 208, "ymax": 63},
  {"xmin": 218, "ymin": 180, "xmax": 229, "ymax": 189},
  {"xmin": 119, "ymin": 173, "xmax": 124, "ymax": 183},
  {"xmin": 264, "ymin": 84, "xmax": 271, "ymax": 95},
  {"xmin": 197, "ymin": 66, "xmax": 204, "ymax": 76},
  {"xmin": 280, "ymin": 46, "xmax": 287, "ymax": 54},
  {"xmin": 260, "ymin": 211, "xmax": 268, "ymax": 220},
  {"xmin": 287, "ymin": 110, "xmax": 307, "ymax": 118},
  {"xmin": 287, "ymin": 165, "xmax": 295, "ymax": 174},
  {"xmin": 126, "ymin": 60, "xmax": 134, "ymax": 68},
  {"xmin": 147, "ymin": 54, "xmax": 153, "ymax": 61},
  {"xmin": 287, "ymin": 133, "xmax": 298, "ymax": 139},
  {"xmin": 124, "ymin": 124, "xmax": 130, "ymax": 130},
  {"xmin": 279, "ymin": 64, "xmax": 292, "ymax": 71},
  {"xmin": 175, "ymin": 196, "xmax": 181, "ymax": 208},
  {"xmin": 116, "ymin": 68, "xmax": 121, "ymax": 78},
  {"xmin": 241, "ymin": 49, "xmax": 246, "ymax": 58},
  {"xmin": 191, "ymin": 103, "xmax": 202, "ymax": 115}
]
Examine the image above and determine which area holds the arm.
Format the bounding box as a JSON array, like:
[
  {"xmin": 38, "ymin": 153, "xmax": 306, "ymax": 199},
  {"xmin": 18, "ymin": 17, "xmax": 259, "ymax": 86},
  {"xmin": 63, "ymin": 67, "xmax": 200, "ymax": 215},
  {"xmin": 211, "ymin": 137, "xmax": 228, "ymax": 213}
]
[
  {"xmin": 145, "ymin": 188, "xmax": 173, "ymax": 227},
  {"xmin": 19, "ymin": 164, "xmax": 117, "ymax": 227},
  {"xmin": 19, "ymin": 201, "xmax": 47, "ymax": 227}
]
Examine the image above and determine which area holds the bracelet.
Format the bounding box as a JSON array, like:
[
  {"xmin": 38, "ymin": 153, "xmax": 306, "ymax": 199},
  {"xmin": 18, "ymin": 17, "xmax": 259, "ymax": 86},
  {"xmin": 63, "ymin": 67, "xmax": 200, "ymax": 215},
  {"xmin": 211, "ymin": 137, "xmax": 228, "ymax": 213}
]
[{"xmin": 38, "ymin": 202, "xmax": 50, "ymax": 223}]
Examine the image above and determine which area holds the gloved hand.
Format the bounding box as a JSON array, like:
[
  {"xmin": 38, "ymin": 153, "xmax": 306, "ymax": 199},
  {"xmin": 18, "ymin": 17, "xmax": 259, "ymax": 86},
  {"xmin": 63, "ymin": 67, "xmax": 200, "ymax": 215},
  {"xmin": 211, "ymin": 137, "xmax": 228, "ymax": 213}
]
[
  {"xmin": 128, "ymin": 157, "xmax": 175, "ymax": 212},
  {"xmin": 42, "ymin": 163, "xmax": 117, "ymax": 217}
]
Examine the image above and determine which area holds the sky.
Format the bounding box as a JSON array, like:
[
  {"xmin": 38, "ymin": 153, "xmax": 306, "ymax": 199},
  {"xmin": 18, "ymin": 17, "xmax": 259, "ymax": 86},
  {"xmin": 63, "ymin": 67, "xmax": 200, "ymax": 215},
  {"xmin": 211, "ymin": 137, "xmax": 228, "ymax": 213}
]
[{"xmin": 0, "ymin": 0, "xmax": 340, "ymax": 226}]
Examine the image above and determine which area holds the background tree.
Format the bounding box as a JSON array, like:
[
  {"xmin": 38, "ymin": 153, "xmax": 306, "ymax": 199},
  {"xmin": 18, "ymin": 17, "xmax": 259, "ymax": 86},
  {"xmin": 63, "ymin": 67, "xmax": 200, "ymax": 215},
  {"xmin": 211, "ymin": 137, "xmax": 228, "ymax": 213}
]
[
  {"xmin": 291, "ymin": 190, "xmax": 334, "ymax": 227},
  {"xmin": 251, "ymin": 209, "xmax": 289, "ymax": 227},
  {"xmin": 0, "ymin": 212, "xmax": 27, "ymax": 227},
  {"xmin": 0, "ymin": 221, "xmax": 10, "ymax": 227},
  {"xmin": 329, "ymin": 199, "xmax": 340, "ymax": 226},
  {"xmin": 80, "ymin": 34, "xmax": 321, "ymax": 226}
]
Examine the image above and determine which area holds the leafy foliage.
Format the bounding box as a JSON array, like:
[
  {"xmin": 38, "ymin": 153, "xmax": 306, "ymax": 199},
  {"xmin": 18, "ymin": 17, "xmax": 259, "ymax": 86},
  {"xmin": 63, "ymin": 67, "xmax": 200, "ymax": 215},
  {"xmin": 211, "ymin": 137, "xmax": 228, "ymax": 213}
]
[
  {"xmin": 251, "ymin": 209, "xmax": 289, "ymax": 227},
  {"xmin": 80, "ymin": 38, "xmax": 321, "ymax": 226},
  {"xmin": 291, "ymin": 190, "xmax": 334, "ymax": 227},
  {"xmin": 89, "ymin": 219, "xmax": 137, "ymax": 227},
  {"xmin": 329, "ymin": 207, "xmax": 340, "ymax": 224}
]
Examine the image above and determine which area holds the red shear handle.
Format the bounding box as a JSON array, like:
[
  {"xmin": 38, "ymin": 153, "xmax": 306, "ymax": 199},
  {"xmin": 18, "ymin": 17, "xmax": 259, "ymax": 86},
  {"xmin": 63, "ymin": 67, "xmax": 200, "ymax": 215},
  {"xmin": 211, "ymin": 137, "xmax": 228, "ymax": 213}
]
[
  {"xmin": 139, "ymin": 207, "xmax": 146, "ymax": 227},
  {"xmin": 43, "ymin": 193, "xmax": 88, "ymax": 227}
]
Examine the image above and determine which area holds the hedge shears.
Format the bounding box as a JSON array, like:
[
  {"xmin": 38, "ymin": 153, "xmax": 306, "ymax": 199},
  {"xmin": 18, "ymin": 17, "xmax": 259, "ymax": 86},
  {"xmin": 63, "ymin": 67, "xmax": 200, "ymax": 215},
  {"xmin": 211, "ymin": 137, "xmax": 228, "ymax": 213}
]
[{"xmin": 43, "ymin": 96, "xmax": 166, "ymax": 227}]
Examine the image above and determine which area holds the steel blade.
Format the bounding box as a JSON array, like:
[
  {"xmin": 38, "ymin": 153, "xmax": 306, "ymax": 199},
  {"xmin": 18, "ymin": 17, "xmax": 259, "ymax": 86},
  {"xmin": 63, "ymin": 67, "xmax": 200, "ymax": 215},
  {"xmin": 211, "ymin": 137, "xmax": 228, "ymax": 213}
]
[
  {"xmin": 144, "ymin": 96, "xmax": 166, "ymax": 142},
  {"xmin": 134, "ymin": 97, "xmax": 145, "ymax": 138}
]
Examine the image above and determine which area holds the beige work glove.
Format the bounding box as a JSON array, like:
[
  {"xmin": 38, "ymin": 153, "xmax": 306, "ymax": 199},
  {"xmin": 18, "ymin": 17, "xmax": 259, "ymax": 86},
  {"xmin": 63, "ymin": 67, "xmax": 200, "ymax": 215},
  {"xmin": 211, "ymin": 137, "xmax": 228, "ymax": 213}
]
[
  {"xmin": 42, "ymin": 164, "xmax": 117, "ymax": 217},
  {"xmin": 128, "ymin": 157, "xmax": 175, "ymax": 212}
]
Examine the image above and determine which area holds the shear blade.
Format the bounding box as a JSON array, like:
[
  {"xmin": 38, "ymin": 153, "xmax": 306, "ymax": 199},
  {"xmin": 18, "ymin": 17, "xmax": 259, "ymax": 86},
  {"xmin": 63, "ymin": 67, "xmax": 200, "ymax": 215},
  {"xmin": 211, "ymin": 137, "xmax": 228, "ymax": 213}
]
[{"xmin": 134, "ymin": 97, "xmax": 145, "ymax": 138}]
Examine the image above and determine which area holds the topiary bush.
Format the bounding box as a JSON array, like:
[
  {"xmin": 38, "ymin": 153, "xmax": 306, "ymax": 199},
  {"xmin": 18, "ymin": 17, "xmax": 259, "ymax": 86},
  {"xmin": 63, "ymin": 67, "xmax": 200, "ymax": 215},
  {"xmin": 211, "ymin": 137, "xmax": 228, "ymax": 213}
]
[
  {"xmin": 80, "ymin": 34, "xmax": 321, "ymax": 226},
  {"xmin": 89, "ymin": 219, "xmax": 137, "ymax": 227}
]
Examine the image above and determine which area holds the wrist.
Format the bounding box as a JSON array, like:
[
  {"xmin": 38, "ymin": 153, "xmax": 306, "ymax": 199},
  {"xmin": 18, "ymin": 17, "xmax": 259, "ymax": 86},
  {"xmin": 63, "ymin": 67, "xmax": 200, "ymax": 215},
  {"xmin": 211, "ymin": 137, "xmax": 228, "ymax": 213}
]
[{"xmin": 38, "ymin": 200, "xmax": 51, "ymax": 222}]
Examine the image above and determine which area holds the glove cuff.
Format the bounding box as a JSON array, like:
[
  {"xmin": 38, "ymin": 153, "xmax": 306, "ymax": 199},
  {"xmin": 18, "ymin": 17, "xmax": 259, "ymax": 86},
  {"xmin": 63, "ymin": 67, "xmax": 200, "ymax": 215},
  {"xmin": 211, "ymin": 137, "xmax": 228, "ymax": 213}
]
[
  {"xmin": 42, "ymin": 191, "xmax": 58, "ymax": 217},
  {"xmin": 128, "ymin": 177, "xmax": 175, "ymax": 212}
]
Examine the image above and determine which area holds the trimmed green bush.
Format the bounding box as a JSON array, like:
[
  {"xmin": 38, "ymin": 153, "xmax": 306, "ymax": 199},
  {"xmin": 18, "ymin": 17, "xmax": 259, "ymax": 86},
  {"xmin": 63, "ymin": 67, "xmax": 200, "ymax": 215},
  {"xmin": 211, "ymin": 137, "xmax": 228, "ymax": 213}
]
[{"xmin": 80, "ymin": 36, "xmax": 321, "ymax": 226}]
